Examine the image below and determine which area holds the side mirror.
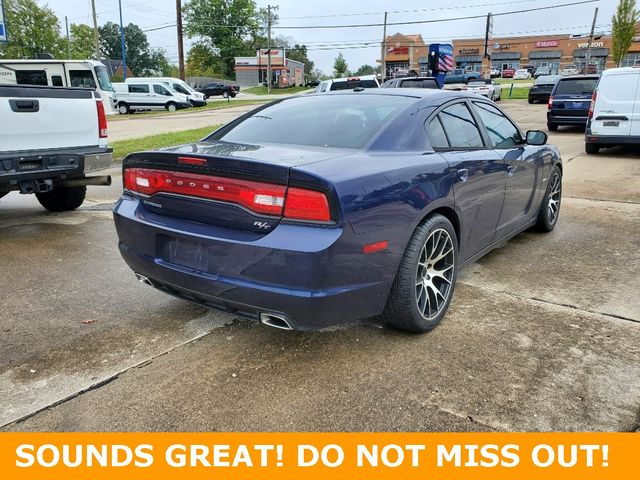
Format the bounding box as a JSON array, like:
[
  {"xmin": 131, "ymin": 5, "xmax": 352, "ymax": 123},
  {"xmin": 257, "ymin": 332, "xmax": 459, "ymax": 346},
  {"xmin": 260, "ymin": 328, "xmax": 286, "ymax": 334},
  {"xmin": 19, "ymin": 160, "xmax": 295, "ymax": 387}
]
[{"xmin": 526, "ymin": 130, "xmax": 548, "ymax": 146}]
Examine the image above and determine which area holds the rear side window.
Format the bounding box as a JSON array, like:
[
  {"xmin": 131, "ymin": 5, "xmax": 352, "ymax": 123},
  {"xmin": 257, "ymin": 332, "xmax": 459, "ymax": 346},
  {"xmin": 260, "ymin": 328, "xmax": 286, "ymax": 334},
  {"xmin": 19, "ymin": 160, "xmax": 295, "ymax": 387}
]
[
  {"xmin": 473, "ymin": 102, "xmax": 521, "ymax": 149},
  {"xmin": 437, "ymin": 103, "xmax": 484, "ymax": 148},
  {"xmin": 400, "ymin": 79, "xmax": 438, "ymax": 89},
  {"xmin": 69, "ymin": 70, "xmax": 96, "ymax": 88},
  {"xmin": 15, "ymin": 70, "xmax": 48, "ymax": 86},
  {"xmin": 427, "ymin": 116, "xmax": 449, "ymax": 148},
  {"xmin": 555, "ymin": 78, "xmax": 598, "ymax": 95},
  {"xmin": 128, "ymin": 84, "xmax": 150, "ymax": 93},
  {"xmin": 51, "ymin": 75, "xmax": 63, "ymax": 86}
]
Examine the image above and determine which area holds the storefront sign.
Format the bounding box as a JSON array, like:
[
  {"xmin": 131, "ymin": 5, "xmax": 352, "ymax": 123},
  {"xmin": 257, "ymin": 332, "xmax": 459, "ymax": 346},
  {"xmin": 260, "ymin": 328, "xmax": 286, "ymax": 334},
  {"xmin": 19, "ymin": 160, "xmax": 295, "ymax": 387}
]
[
  {"xmin": 578, "ymin": 41, "xmax": 604, "ymax": 48},
  {"xmin": 493, "ymin": 43, "xmax": 511, "ymax": 50},
  {"xmin": 536, "ymin": 41, "xmax": 559, "ymax": 48},
  {"xmin": 387, "ymin": 46, "xmax": 409, "ymax": 55},
  {"xmin": 0, "ymin": 0, "xmax": 7, "ymax": 43},
  {"xmin": 257, "ymin": 48, "xmax": 285, "ymax": 66},
  {"xmin": 458, "ymin": 48, "xmax": 480, "ymax": 55}
]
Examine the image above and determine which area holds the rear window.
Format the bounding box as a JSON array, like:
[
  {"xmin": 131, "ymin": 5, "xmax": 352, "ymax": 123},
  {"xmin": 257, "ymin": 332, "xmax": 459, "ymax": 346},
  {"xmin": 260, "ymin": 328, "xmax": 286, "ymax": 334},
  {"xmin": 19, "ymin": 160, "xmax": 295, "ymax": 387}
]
[
  {"xmin": 400, "ymin": 79, "xmax": 438, "ymax": 89},
  {"xmin": 330, "ymin": 79, "xmax": 377, "ymax": 90},
  {"xmin": 535, "ymin": 75, "xmax": 559, "ymax": 85},
  {"xmin": 555, "ymin": 78, "xmax": 598, "ymax": 95},
  {"xmin": 218, "ymin": 95, "xmax": 414, "ymax": 149}
]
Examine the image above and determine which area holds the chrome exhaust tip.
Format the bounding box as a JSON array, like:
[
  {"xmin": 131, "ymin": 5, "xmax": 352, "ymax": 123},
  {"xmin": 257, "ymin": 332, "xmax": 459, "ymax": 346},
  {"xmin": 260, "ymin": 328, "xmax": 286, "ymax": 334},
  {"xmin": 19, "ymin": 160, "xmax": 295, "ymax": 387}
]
[
  {"xmin": 260, "ymin": 313, "xmax": 294, "ymax": 331},
  {"xmin": 135, "ymin": 273, "xmax": 153, "ymax": 286}
]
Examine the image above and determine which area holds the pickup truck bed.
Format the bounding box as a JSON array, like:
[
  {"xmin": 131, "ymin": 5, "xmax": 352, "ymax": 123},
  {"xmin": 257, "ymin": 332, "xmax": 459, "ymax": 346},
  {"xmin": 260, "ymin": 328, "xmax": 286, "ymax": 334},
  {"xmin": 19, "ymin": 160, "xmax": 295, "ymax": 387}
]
[{"xmin": 0, "ymin": 85, "xmax": 112, "ymax": 211}]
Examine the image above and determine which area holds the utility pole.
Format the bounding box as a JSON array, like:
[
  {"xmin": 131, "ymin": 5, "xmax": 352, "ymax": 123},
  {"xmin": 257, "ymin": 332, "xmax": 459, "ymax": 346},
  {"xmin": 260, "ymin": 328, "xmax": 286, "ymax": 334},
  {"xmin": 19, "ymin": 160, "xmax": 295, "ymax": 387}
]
[
  {"xmin": 118, "ymin": 0, "xmax": 127, "ymax": 80},
  {"xmin": 585, "ymin": 7, "xmax": 599, "ymax": 69},
  {"xmin": 381, "ymin": 11, "xmax": 387, "ymax": 81},
  {"xmin": 176, "ymin": 0, "xmax": 185, "ymax": 80},
  {"xmin": 91, "ymin": 0, "xmax": 100, "ymax": 59},
  {"xmin": 267, "ymin": 4, "xmax": 272, "ymax": 94},
  {"xmin": 65, "ymin": 16, "xmax": 70, "ymax": 58}
]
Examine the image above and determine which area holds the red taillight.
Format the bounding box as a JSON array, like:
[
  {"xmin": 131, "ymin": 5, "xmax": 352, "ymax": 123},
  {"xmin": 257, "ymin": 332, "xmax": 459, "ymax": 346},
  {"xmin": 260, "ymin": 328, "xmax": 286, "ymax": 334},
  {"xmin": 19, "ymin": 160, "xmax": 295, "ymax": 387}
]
[
  {"xmin": 548, "ymin": 96, "xmax": 554, "ymax": 110},
  {"xmin": 123, "ymin": 168, "xmax": 332, "ymax": 222},
  {"xmin": 284, "ymin": 187, "xmax": 331, "ymax": 222},
  {"xmin": 123, "ymin": 168, "xmax": 286, "ymax": 215},
  {"xmin": 588, "ymin": 89, "xmax": 597, "ymax": 119},
  {"xmin": 96, "ymin": 100, "xmax": 108, "ymax": 138}
]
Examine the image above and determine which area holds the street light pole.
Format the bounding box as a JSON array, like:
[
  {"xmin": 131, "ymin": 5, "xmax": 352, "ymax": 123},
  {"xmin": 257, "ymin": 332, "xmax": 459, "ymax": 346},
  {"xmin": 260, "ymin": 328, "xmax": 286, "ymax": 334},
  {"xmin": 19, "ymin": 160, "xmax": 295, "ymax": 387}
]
[
  {"xmin": 90, "ymin": 0, "xmax": 100, "ymax": 59},
  {"xmin": 118, "ymin": 0, "xmax": 127, "ymax": 81},
  {"xmin": 585, "ymin": 7, "xmax": 599, "ymax": 69},
  {"xmin": 267, "ymin": 4, "xmax": 272, "ymax": 94},
  {"xmin": 176, "ymin": 0, "xmax": 185, "ymax": 80}
]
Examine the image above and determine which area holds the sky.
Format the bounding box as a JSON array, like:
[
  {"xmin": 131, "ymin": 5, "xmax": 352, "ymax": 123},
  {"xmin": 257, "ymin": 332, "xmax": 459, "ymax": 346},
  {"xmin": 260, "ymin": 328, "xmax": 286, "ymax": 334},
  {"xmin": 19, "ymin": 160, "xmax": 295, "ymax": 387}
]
[{"xmin": 46, "ymin": 0, "xmax": 620, "ymax": 74}]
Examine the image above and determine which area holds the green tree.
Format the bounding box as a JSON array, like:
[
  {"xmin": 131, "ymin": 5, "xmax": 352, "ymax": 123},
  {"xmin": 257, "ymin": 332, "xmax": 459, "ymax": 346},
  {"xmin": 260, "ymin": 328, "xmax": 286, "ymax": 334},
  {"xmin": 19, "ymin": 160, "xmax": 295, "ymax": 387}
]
[
  {"xmin": 183, "ymin": 0, "xmax": 262, "ymax": 78},
  {"xmin": 286, "ymin": 44, "xmax": 315, "ymax": 76},
  {"xmin": 612, "ymin": 0, "xmax": 640, "ymax": 66},
  {"xmin": 186, "ymin": 42, "xmax": 223, "ymax": 77},
  {"xmin": 99, "ymin": 21, "xmax": 166, "ymax": 76},
  {"xmin": 354, "ymin": 64, "xmax": 375, "ymax": 76},
  {"xmin": 333, "ymin": 52, "xmax": 348, "ymax": 77},
  {"xmin": 68, "ymin": 23, "xmax": 95, "ymax": 59},
  {"xmin": 0, "ymin": 0, "xmax": 63, "ymax": 58}
]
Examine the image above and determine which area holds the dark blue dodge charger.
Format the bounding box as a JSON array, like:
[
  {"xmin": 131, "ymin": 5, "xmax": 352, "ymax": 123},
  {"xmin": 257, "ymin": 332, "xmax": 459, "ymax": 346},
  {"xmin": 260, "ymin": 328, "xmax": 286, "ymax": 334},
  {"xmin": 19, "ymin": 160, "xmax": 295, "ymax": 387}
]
[{"xmin": 114, "ymin": 89, "xmax": 562, "ymax": 332}]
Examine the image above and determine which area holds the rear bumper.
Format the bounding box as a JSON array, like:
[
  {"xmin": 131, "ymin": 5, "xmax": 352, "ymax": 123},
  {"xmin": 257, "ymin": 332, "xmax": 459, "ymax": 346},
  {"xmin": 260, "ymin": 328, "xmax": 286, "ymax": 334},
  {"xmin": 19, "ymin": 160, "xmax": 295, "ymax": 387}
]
[
  {"xmin": 0, "ymin": 147, "xmax": 113, "ymax": 188},
  {"xmin": 547, "ymin": 112, "xmax": 588, "ymax": 126},
  {"xmin": 585, "ymin": 131, "xmax": 640, "ymax": 145},
  {"xmin": 529, "ymin": 92, "xmax": 551, "ymax": 102},
  {"xmin": 113, "ymin": 195, "xmax": 398, "ymax": 330}
]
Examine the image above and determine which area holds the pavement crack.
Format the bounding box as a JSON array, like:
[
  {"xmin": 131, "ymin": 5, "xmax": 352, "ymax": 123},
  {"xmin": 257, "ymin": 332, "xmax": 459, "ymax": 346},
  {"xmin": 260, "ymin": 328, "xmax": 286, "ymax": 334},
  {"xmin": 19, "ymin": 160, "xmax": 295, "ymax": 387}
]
[
  {"xmin": 459, "ymin": 281, "xmax": 640, "ymax": 325},
  {"xmin": 564, "ymin": 195, "xmax": 640, "ymax": 206},
  {"xmin": 2, "ymin": 320, "xmax": 236, "ymax": 429}
]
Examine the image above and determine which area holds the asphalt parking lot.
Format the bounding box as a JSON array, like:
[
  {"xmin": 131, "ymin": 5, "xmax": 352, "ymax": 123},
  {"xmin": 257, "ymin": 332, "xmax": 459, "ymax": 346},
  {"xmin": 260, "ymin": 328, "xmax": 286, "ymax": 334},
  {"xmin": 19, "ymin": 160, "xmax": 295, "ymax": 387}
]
[{"xmin": 1, "ymin": 100, "xmax": 639, "ymax": 432}]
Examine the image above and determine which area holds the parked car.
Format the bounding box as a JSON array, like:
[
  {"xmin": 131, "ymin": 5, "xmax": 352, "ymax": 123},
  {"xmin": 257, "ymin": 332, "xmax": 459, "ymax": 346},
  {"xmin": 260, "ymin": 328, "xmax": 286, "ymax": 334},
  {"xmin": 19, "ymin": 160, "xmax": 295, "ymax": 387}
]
[
  {"xmin": 128, "ymin": 77, "xmax": 206, "ymax": 107},
  {"xmin": 114, "ymin": 89, "xmax": 562, "ymax": 333},
  {"xmin": 521, "ymin": 64, "xmax": 536, "ymax": 75},
  {"xmin": 114, "ymin": 81, "xmax": 191, "ymax": 114},
  {"xmin": 490, "ymin": 67, "xmax": 501, "ymax": 78},
  {"xmin": 560, "ymin": 64, "xmax": 579, "ymax": 76},
  {"xmin": 306, "ymin": 80, "xmax": 320, "ymax": 88},
  {"xmin": 528, "ymin": 75, "xmax": 560, "ymax": 104},
  {"xmin": 315, "ymin": 75, "xmax": 380, "ymax": 93},
  {"xmin": 381, "ymin": 77, "xmax": 440, "ymax": 89},
  {"xmin": 197, "ymin": 82, "xmax": 240, "ymax": 99},
  {"xmin": 585, "ymin": 67, "xmax": 640, "ymax": 154},
  {"xmin": 514, "ymin": 69, "xmax": 532, "ymax": 80},
  {"xmin": 547, "ymin": 75, "xmax": 599, "ymax": 131},
  {"xmin": 501, "ymin": 68, "xmax": 516, "ymax": 78},
  {"xmin": 443, "ymin": 68, "xmax": 481, "ymax": 84},
  {"xmin": 533, "ymin": 67, "xmax": 551, "ymax": 79},
  {"xmin": 462, "ymin": 79, "xmax": 502, "ymax": 101},
  {"xmin": 0, "ymin": 84, "xmax": 112, "ymax": 211}
]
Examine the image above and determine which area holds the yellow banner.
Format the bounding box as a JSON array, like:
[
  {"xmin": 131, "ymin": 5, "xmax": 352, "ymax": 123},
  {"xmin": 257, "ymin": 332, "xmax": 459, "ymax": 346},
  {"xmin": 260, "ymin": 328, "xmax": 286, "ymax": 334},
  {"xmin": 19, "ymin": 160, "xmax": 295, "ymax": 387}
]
[{"xmin": 0, "ymin": 432, "xmax": 636, "ymax": 479}]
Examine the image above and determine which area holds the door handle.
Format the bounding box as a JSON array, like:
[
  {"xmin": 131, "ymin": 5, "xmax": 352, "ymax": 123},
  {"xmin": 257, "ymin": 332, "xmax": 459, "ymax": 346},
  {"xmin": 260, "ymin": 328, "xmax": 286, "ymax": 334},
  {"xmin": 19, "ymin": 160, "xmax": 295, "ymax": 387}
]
[
  {"xmin": 456, "ymin": 168, "xmax": 469, "ymax": 182},
  {"xmin": 506, "ymin": 165, "xmax": 515, "ymax": 176},
  {"xmin": 9, "ymin": 99, "xmax": 39, "ymax": 112}
]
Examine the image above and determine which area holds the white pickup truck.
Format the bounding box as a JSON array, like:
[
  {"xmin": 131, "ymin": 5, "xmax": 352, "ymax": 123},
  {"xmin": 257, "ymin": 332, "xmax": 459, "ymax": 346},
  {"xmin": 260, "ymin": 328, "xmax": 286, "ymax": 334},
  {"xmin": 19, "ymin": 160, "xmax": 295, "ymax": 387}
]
[{"xmin": 0, "ymin": 84, "xmax": 113, "ymax": 211}]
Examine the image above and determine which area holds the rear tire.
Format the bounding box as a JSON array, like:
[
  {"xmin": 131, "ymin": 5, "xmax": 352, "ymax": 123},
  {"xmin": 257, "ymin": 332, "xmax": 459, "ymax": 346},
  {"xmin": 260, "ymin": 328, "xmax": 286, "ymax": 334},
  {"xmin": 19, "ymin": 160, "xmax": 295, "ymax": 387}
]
[
  {"xmin": 383, "ymin": 214, "xmax": 458, "ymax": 333},
  {"xmin": 585, "ymin": 142, "xmax": 600, "ymax": 154},
  {"xmin": 535, "ymin": 165, "xmax": 562, "ymax": 232},
  {"xmin": 547, "ymin": 123, "xmax": 558, "ymax": 131},
  {"xmin": 528, "ymin": 98, "xmax": 534, "ymax": 104},
  {"xmin": 166, "ymin": 102, "xmax": 177, "ymax": 112},
  {"xmin": 223, "ymin": 91, "xmax": 229, "ymax": 99},
  {"xmin": 36, "ymin": 186, "xmax": 86, "ymax": 212}
]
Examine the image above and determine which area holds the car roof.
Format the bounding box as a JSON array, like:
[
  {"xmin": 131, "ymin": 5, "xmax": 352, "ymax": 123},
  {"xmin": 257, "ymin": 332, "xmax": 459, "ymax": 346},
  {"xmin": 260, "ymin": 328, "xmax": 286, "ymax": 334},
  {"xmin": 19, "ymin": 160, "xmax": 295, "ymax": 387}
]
[
  {"xmin": 304, "ymin": 88, "xmax": 476, "ymax": 106},
  {"xmin": 557, "ymin": 75, "xmax": 600, "ymax": 80}
]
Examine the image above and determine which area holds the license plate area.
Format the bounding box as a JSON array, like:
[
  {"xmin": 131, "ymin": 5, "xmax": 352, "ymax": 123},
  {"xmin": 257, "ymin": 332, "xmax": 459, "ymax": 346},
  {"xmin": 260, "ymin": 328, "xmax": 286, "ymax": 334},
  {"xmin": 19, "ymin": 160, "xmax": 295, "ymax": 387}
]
[
  {"xmin": 569, "ymin": 101, "xmax": 585, "ymax": 109},
  {"xmin": 603, "ymin": 121, "xmax": 620, "ymax": 127},
  {"xmin": 157, "ymin": 235, "xmax": 210, "ymax": 272}
]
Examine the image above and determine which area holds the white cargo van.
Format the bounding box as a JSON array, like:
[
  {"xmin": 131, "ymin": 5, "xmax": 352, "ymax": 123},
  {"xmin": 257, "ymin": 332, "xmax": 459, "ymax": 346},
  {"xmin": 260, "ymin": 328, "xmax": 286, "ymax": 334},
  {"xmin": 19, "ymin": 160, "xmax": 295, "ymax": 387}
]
[
  {"xmin": 126, "ymin": 77, "xmax": 206, "ymax": 107},
  {"xmin": 0, "ymin": 59, "xmax": 118, "ymax": 114},
  {"xmin": 114, "ymin": 81, "xmax": 191, "ymax": 114},
  {"xmin": 586, "ymin": 67, "xmax": 640, "ymax": 154}
]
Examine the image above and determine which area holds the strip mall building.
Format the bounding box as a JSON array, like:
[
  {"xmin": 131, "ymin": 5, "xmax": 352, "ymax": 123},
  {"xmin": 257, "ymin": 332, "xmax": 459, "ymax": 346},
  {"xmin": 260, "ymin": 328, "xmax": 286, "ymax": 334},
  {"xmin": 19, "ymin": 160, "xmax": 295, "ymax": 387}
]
[
  {"xmin": 453, "ymin": 30, "xmax": 640, "ymax": 73},
  {"xmin": 380, "ymin": 28, "xmax": 640, "ymax": 77}
]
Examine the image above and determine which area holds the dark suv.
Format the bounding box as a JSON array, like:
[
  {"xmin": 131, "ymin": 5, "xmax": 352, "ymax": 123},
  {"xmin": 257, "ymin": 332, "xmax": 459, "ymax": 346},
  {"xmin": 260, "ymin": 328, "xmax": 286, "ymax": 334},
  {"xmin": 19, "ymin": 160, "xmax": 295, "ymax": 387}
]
[
  {"xmin": 197, "ymin": 82, "xmax": 240, "ymax": 99},
  {"xmin": 547, "ymin": 75, "xmax": 599, "ymax": 131}
]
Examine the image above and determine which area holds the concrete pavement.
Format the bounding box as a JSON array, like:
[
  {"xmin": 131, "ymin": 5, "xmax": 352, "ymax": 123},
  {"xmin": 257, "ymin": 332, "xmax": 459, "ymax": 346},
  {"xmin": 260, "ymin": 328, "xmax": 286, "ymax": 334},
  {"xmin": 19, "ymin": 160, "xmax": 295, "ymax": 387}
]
[{"xmin": 1, "ymin": 101, "xmax": 638, "ymax": 432}]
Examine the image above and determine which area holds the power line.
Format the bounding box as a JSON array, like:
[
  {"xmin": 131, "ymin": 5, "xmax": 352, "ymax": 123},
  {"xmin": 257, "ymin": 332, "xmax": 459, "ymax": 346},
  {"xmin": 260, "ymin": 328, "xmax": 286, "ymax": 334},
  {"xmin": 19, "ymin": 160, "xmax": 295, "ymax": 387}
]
[{"xmin": 141, "ymin": 0, "xmax": 599, "ymax": 32}]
